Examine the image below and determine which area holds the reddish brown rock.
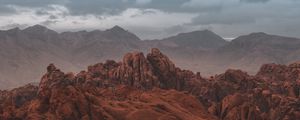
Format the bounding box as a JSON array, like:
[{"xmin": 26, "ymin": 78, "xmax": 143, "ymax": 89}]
[
  {"xmin": 147, "ymin": 48, "xmax": 190, "ymax": 90},
  {"xmin": 218, "ymin": 93, "xmax": 261, "ymax": 120},
  {"xmin": 1, "ymin": 48, "xmax": 300, "ymax": 120},
  {"xmin": 0, "ymin": 79, "xmax": 216, "ymax": 120},
  {"xmin": 256, "ymin": 63, "xmax": 300, "ymax": 82},
  {"xmin": 86, "ymin": 48, "xmax": 193, "ymax": 91},
  {"xmin": 111, "ymin": 52, "xmax": 159, "ymax": 89},
  {"xmin": 256, "ymin": 63, "xmax": 300, "ymax": 98}
]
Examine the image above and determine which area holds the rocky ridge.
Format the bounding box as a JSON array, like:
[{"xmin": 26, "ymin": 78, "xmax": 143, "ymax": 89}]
[{"xmin": 1, "ymin": 48, "xmax": 300, "ymax": 120}]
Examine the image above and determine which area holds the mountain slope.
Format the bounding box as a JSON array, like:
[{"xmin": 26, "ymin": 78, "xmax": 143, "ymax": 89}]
[
  {"xmin": 211, "ymin": 32, "xmax": 300, "ymax": 74},
  {"xmin": 1, "ymin": 25, "xmax": 300, "ymax": 89},
  {"xmin": 0, "ymin": 26, "xmax": 78, "ymax": 89},
  {"xmin": 0, "ymin": 25, "xmax": 229, "ymax": 89},
  {"xmin": 0, "ymin": 25, "xmax": 151, "ymax": 89},
  {"xmin": 159, "ymin": 30, "xmax": 228, "ymax": 50}
]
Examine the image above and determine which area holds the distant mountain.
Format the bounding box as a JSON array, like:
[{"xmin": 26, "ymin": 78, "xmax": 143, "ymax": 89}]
[
  {"xmin": 0, "ymin": 25, "xmax": 147, "ymax": 89},
  {"xmin": 0, "ymin": 25, "xmax": 78, "ymax": 89},
  {"xmin": 159, "ymin": 30, "xmax": 228, "ymax": 50},
  {"xmin": 141, "ymin": 30, "xmax": 227, "ymax": 70},
  {"xmin": 210, "ymin": 32, "xmax": 300, "ymax": 74},
  {"xmin": 59, "ymin": 25, "xmax": 143, "ymax": 65},
  {"xmin": 1, "ymin": 25, "xmax": 300, "ymax": 89}
]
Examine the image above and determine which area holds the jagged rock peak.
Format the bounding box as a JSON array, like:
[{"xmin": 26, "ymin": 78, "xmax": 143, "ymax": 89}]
[
  {"xmin": 150, "ymin": 48, "xmax": 162, "ymax": 55},
  {"xmin": 47, "ymin": 63, "xmax": 57, "ymax": 72},
  {"xmin": 256, "ymin": 63, "xmax": 287, "ymax": 75},
  {"xmin": 147, "ymin": 48, "xmax": 175, "ymax": 67},
  {"xmin": 288, "ymin": 62, "xmax": 300, "ymax": 68},
  {"xmin": 124, "ymin": 51, "xmax": 144, "ymax": 59},
  {"xmin": 222, "ymin": 69, "xmax": 250, "ymax": 82}
]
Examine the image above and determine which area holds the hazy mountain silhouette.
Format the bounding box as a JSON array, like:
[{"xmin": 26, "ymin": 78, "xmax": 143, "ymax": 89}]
[
  {"xmin": 159, "ymin": 30, "xmax": 228, "ymax": 49},
  {"xmin": 210, "ymin": 32, "xmax": 300, "ymax": 74},
  {"xmin": 1, "ymin": 25, "xmax": 300, "ymax": 89}
]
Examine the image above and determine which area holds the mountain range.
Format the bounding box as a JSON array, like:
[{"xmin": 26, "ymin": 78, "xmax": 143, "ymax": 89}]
[{"xmin": 1, "ymin": 25, "xmax": 300, "ymax": 89}]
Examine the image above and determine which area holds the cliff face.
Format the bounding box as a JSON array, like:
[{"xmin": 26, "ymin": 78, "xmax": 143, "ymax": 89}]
[{"xmin": 1, "ymin": 48, "xmax": 300, "ymax": 120}]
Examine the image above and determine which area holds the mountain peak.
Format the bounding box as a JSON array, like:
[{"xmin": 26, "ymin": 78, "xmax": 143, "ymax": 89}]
[
  {"xmin": 23, "ymin": 24, "xmax": 57, "ymax": 34},
  {"xmin": 197, "ymin": 29, "xmax": 213, "ymax": 33},
  {"xmin": 177, "ymin": 29, "xmax": 212, "ymax": 36},
  {"xmin": 103, "ymin": 25, "xmax": 141, "ymax": 41},
  {"xmin": 25, "ymin": 24, "xmax": 48, "ymax": 30},
  {"xmin": 108, "ymin": 25, "xmax": 127, "ymax": 32},
  {"xmin": 231, "ymin": 32, "xmax": 271, "ymax": 42},
  {"xmin": 163, "ymin": 29, "xmax": 227, "ymax": 49},
  {"xmin": 6, "ymin": 27, "xmax": 21, "ymax": 33},
  {"xmin": 191, "ymin": 29, "xmax": 220, "ymax": 37},
  {"xmin": 248, "ymin": 32, "xmax": 268, "ymax": 37}
]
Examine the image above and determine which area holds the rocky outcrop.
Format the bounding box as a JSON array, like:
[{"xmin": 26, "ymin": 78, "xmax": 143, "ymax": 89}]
[
  {"xmin": 85, "ymin": 48, "xmax": 192, "ymax": 91},
  {"xmin": 111, "ymin": 52, "xmax": 158, "ymax": 89},
  {"xmin": 256, "ymin": 63, "xmax": 300, "ymax": 98},
  {"xmin": 147, "ymin": 48, "xmax": 187, "ymax": 90},
  {"xmin": 0, "ymin": 69, "xmax": 216, "ymax": 120},
  {"xmin": 1, "ymin": 48, "xmax": 300, "ymax": 120},
  {"xmin": 0, "ymin": 84, "xmax": 38, "ymax": 119},
  {"xmin": 209, "ymin": 89, "xmax": 300, "ymax": 120},
  {"xmin": 256, "ymin": 63, "xmax": 300, "ymax": 82}
]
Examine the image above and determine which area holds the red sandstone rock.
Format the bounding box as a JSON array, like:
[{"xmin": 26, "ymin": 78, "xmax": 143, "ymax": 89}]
[
  {"xmin": 111, "ymin": 52, "xmax": 159, "ymax": 89},
  {"xmin": 1, "ymin": 48, "xmax": 300, "ymax": 120}
]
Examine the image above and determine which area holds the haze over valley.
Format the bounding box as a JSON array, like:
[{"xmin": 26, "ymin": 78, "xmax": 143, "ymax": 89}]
[{"xmin": 1, "ymin": 25, "xmax": 300, "ymax": 89}]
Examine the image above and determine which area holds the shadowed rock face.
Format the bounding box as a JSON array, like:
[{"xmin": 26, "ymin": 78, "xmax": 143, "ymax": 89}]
[{"xmin": 1, "ymin": 48, "xmax": 300, "ymax": 120}]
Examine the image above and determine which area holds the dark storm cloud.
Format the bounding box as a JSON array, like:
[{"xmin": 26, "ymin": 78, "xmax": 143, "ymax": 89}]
[
  {"xmin": 149, "ymin": 0, "xmax": 217, "ymax": 13},
  {"xmin": 0, "ymin": 0, "xmax": 281, "ymax": 16},
  {"xmin": 63, "ymin": 0, "xmax": 198, "ymax": 15},
  {"xmin": 0, "ymin": 0, "xmax": 300, "ymax": 39},
  {"xmin": 0, "ymin": 0, "xmax": 221, "ymax": 16},
  {"xmin": 64, "ymin": 0, "xmax": 226, "ymax": 16},
  {"xmin": 0, "ymin": 5, "xmax": 16, "ymax": 15},
  {"xmin": 0, "ymin": 0, "xmax": 66, "ymax": 7},
  {"xmin": 63, "ymin": 0, "xmax": 131, "ymax": 15},
  {"xmin": 0, "ymin": 0, "xmax": 67, "ymax": 15}
]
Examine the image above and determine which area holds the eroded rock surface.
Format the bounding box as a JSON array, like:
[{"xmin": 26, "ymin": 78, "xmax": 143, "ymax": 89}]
[{"xmin": 1, "ymin": 48, "xmax": 300, "ymax": 120}]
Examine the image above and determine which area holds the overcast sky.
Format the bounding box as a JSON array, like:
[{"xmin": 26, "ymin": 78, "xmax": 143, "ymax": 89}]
[{"xmin": 0, "ymin": 0, "xmax": 299, "ymax": 39}]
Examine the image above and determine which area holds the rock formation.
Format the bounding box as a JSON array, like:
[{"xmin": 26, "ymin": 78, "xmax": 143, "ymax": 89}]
[{"xmin": 1, "ymin": 48, "xmax": 300, "ymax": 120}]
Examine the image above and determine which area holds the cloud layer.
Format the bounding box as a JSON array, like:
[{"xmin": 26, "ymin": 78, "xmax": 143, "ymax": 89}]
[{"xmin": 0, "ymin": 0, "xmax": 299, "ymax": 39}]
